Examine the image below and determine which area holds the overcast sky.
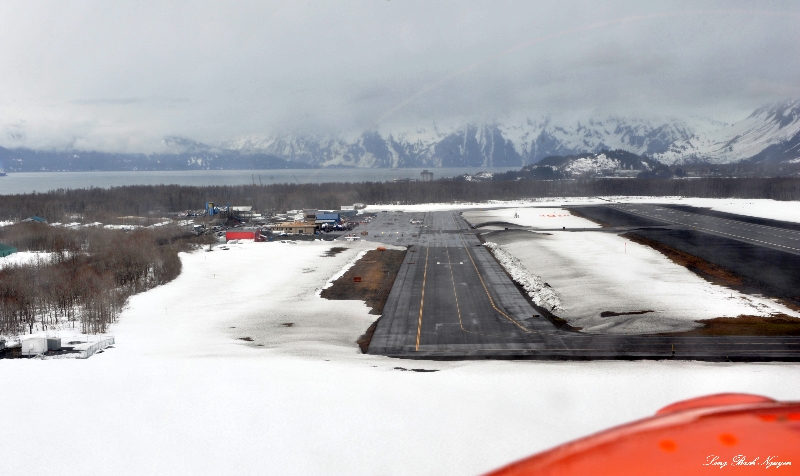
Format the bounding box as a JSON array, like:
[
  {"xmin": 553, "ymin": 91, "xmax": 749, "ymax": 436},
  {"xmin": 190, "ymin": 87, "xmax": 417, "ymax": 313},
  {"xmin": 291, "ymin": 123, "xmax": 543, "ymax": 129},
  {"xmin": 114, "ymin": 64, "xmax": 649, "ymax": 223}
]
[{"xmin": 1, "ymin": 0, "xmax": 799, "ymax": 152}]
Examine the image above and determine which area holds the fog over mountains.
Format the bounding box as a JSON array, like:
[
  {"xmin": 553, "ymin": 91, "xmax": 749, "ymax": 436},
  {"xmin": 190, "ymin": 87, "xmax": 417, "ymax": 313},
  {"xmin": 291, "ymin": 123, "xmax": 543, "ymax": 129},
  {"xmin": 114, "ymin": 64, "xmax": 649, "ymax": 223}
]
[
  {"xmin": 2, "ymin": 99, "xmax": 799, "ymax": 172},
  {"xmin": 222, "ymin": 99, "xmax": 800, "ymax": 168},
  {"xmin": 656, "ymin": 98, "xmax": 800, "ymax": 165}
]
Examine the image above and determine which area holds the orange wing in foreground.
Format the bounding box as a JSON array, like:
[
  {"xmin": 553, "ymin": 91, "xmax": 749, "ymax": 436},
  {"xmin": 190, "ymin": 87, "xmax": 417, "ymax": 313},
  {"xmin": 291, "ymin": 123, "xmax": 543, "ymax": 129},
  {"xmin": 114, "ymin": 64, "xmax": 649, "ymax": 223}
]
[{"xmin": 486, "ymin": 393, "xmax": 800, "ymax": 476}]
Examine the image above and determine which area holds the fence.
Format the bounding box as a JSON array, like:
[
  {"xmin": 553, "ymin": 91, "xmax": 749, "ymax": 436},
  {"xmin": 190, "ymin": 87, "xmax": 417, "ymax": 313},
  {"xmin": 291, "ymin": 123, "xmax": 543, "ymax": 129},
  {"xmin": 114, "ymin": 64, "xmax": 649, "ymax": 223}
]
[
  {"xmin": 80, "ymin": 337, "xmax": 115, "ymax": 359},
  {"xmin": 41, "ymin": 337, "xmax": 115, "ymax": 360}
]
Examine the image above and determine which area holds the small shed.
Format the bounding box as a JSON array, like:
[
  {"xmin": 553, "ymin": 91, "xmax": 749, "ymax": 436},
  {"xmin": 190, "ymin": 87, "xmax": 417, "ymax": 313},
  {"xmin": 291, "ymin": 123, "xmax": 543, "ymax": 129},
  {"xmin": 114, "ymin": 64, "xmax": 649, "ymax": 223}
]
[
  {"xmin": 0, "ymin": 243, "xmax": 16, "ymax": 258},
  {"xmin": 47, "ymin": 338, "xmax": 61, "ymax": 351},
  {"xmin": 21, "ymin": 337, "xmax": 48, "ymax": 356}
]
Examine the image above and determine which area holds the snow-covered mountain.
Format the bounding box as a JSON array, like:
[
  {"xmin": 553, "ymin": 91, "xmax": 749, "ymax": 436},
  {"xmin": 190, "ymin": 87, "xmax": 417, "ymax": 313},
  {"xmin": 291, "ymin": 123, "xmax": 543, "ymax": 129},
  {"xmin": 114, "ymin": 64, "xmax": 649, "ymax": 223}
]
[
  {"xmin": 655, "ymin": 99, "xmax": 800, "ymax": 165},
  {"xmin": 224, "ymin": 125, "xmax": 523, "ymax": 168},
  {"xmin": 223, "ymin": 116, "xmax": 704, "ymax": 168},
  {"xmin": 497, "ymin": 116, "xmax": 703, "ymax": 163},
  {"xmin": 221, "ymin": 99, "xmax": 800, "ymax": 168}
]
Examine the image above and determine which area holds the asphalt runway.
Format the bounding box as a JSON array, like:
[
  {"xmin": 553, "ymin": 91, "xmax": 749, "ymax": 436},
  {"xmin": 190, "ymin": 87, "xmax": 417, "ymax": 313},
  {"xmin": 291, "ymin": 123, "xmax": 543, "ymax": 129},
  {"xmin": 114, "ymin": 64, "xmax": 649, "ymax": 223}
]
[
  {"xmin": 607, "ymin": 203, "xmax": 800, "ymax": 255},
  {"xmin": 573, "ymin": 204, "xmax": 800, "ymax": 304},
  {"xmin": 366, "ymin": 211, "xmax": 556, "ymax": 355},
  {"xmin": 357, "ymin": 207, "xmax": 800, "ymax": 360}
]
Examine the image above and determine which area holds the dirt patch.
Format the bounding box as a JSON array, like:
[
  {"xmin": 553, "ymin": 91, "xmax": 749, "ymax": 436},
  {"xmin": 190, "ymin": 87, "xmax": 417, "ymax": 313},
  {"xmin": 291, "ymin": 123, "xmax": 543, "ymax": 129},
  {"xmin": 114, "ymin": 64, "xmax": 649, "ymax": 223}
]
[
  {"xmin": 357, "ymin": 318, "xmax": 380, "ymax": 353},
  {"xmin": 321, "ymin": 246, "xmax": 348, "ymax": 257},
  {"xmin": 623, "ymin": 233, "xmax": 743, "ymax": 287},
  {"xmin": 601, "ymin": 310, "xmax": 654, "ymax": 318},
  {"xmin": 281, "ymin": 323, "xmax": 294, "ymax": 327},
  {"xmin": 321, "ymin": 248, "xmax": 406, "ymax": 353},
  {"xmin": 667, "ymin": 314, "xmax": 800, "ymax": 336},
  {"xmin": 237, "ymin": 337, "xmax": 254, "ymax": 341},
  {"xmin": 321, "ymin": 249, "xmax": 406, "ymax": 314}
]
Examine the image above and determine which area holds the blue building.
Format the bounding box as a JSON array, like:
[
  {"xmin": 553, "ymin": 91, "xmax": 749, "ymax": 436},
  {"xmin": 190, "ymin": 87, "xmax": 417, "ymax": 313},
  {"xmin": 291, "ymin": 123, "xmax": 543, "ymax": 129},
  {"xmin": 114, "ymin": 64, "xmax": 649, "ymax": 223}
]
[
  {"xmin": 315, "ymin": 213, "xmax": 341, "ymax": 224},
  {"xmin": 0, "ymin": 244, "xmax": 17, "ymax": 257}
]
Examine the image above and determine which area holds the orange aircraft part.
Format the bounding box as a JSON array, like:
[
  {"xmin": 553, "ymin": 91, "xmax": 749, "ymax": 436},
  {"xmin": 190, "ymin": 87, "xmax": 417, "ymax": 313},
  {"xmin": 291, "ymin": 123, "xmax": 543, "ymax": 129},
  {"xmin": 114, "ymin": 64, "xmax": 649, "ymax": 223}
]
[{"xmin": 486, "ymin": 393, "xmax": 800, "ymax": 476}]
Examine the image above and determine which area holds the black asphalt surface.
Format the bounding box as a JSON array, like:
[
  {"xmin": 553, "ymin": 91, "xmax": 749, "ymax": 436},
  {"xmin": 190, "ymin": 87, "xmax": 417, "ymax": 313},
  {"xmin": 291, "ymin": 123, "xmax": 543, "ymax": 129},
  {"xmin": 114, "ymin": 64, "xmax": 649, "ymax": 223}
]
[
  {"xmin": 366, "ymin": 211, "xmax": 554, "ymax": 355},
  {"xmin": 574, "ymin": 204, "xmax": 800, "ymax": 304},
  {"xmin": 361, "ymin": 207, "xmax": 800, "ymax": 361},
  {"xmin": 607, "ymin": 203, "xmax": 800, "ymax": 255}
]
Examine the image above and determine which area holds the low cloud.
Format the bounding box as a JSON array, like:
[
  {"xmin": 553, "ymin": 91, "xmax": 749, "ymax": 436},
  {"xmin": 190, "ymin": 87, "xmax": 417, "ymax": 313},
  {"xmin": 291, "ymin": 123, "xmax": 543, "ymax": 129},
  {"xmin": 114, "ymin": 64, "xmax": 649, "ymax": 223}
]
[{"xmin": 0, "ymin": 0, "xmax": 798, "ymax": 152}]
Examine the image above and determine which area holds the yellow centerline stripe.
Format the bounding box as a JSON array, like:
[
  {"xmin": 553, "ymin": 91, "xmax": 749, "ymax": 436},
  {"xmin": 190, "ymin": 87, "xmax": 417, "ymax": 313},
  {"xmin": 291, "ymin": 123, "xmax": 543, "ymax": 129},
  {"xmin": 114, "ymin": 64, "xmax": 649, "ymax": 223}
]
[
  {"xmin": 452, "ymin": 214, "xmax": 532, "ymax": 334},
  {"xmin": 415, "ymin": 245, "xmax": 430, "ymax": 351}
]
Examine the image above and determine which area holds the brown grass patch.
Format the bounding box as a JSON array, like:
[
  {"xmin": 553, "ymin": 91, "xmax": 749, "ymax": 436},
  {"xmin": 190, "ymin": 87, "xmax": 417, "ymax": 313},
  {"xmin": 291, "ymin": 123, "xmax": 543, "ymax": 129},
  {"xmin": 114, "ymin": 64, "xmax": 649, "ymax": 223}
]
[
  {"xmin": 321, "ymin": 248, "xmax": 407, "ymax": 353},
  {"xmin": 623, "ymin": 233, "xmax": 743, "ymax": 287},
  {"xmin": 320, "ymin": 248, "xmax": 406, "ymax": 313},
  {"xmin": 671, "ymin": 314, "xmax": 800, "ymax": 336}
]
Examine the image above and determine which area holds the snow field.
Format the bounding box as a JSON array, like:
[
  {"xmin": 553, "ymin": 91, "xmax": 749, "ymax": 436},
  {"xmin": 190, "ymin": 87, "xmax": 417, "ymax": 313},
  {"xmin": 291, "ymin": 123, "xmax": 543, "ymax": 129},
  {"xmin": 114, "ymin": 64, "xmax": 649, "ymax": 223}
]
[
  {"xmin": 3, "ymin": 235, "xmax": 800, "ymax": 475},
  {"xmin": 463, "ymin": 207, "xmax": 601, "ymax": 230},
  {"xmin": 489, "ymin": 231, "xmax": 799, "ymax": 334},
  {"xmin": 0, "ymin": 250, "xmax": 59, "ymax": 269},
  {"xmin": 107, "ymin": 240, "xmax": 388, "ymax": 359}
]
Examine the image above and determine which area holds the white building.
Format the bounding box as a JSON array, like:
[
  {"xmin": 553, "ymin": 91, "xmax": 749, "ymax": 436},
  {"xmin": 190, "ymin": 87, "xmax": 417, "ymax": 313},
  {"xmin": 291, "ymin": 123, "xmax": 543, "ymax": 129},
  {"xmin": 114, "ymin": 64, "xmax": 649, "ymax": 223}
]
[
  {"xmin": 21, "ymin": 337, "xmax": 60, "ymax": 356},
  {"xmin": 21, "ymin": 338, "xmax": 48, "ymax": 356}
]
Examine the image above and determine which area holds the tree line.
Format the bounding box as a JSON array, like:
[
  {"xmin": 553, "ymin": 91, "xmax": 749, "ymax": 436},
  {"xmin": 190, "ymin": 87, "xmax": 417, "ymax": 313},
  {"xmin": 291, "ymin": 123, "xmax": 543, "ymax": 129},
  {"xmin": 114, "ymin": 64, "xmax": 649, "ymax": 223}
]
[
  {"xmin": 0, "ymin": 223, "xmax": 208, "ymax": 336},
  {"xmin": 2, "ymin": 177, "xmax": 800, "ymax": 224}
]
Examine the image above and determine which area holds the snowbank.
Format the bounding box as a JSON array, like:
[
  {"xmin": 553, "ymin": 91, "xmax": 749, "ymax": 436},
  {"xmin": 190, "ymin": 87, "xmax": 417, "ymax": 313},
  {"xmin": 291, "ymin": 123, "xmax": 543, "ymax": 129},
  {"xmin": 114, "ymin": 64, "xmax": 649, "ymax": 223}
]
[{"xmin": 484, "ymin": 241, "xmax": 563, "ymax": 311}]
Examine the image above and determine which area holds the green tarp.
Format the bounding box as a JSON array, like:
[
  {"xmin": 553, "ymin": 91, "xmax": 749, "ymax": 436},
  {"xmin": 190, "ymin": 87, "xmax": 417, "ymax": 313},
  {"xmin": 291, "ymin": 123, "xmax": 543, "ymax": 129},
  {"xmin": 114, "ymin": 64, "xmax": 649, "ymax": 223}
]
[{"xmin": 0, "ymin": 243, "xmax": 17, "ymax": 257}]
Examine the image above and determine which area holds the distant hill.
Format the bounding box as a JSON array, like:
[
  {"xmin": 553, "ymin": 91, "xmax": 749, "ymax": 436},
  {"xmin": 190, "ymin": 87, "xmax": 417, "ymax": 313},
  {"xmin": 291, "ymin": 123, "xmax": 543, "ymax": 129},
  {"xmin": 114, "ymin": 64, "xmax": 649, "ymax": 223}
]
[{"xmin": 489, "ymin": 150, "xmax": 670, "ymax": 180}]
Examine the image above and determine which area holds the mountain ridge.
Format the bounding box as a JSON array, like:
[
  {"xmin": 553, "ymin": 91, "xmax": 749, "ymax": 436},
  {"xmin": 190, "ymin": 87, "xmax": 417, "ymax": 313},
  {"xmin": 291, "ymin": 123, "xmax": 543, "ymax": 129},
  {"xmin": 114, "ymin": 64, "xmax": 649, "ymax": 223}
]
[{"xmin": 2, "ymin": 99, "xmax": 799, "ymax": 171}]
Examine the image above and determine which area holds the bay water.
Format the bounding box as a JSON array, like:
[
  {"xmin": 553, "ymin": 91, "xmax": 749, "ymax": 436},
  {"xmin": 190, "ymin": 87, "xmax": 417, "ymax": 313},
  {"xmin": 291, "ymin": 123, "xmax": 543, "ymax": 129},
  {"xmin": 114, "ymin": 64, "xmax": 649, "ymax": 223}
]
[{"xmin": 0, "ymin": 167, "xmax": 517, "ymax": 195}]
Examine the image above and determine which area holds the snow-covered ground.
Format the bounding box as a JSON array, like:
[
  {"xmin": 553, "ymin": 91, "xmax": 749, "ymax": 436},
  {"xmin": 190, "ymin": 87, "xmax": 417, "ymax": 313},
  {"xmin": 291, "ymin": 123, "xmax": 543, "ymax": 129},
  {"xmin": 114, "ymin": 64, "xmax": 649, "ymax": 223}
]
[
  {"xmin": 3, "ymin": 213, "xmax": 800, "ymax": 475},
  {"xmin": 469, "ymin": 201, "xmax": 800, "ymax": 333},
  {"xmin": 463, "ymin": 207, "xmax": 601, "ymax": 230},
  {"xmin": 0, "ymin": 250, "xmax": 58, "ymax": 269},
  {"xmin": 367, "ymin": 197, "xmax": 800, "ymax": 225},
  {"xmin": 486, "ymin": 232, "xmax": 799, "ymax": 333}
]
